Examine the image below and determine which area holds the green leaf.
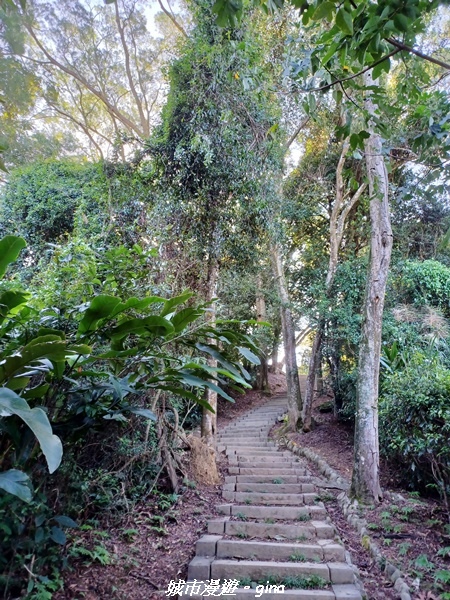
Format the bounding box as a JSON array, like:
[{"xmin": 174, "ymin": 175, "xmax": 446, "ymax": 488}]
[
  {"xmin": 195, "ymin": 343, "xmax": 243, "ymax": 379},
  {"xmin": 0, "ymin": 290, "xmax": 29, "ymax": 323},
  {"xmin": 183, "ymin": 362, "xmax": 249, "ymax": 386},
  {"xmin": 312, "ymin": 1, "xmax": 335, "ymax": 21},
  {"xmin": 0, "ymin": 337, "xmax": 67, "ymax": 384},
  {"xmin": 155, "ymin": 386, "xmax": 200, "ymax": 402},
  {"xmin": 50, "ymin": 526, "xmax": 66, "ymax": 545},
  {"xmin": 53, "ymin": 515, "xmax": 78, "ymax": 528},
  {"xmin": 319, "ymin": 40, "xmax": 340, "ymax": 67},
  {"xmin": 37, "ymin": 327, "xmax": 65, "ymax": 339},
  {"xmin": 170, "ymin": 307, "xmax": 203, "ymax": 332},
  {"xmin": 109, "ymin": 316, "xmax": 175, "ymax": 339},
  {"xmin": 179, "ymin": 372, "xmax": 235, "ymax": 402},
  {"xmin": 0, "ymin": 388, "xmax": 62, "ymax": 473},
  {"xmin": 0, "ymin": 469, "xmax": 32, "ymax": 502},
  {"xmin": 372, "ymin": 57, "xmax": 390, "ymax": 80},
  {"xmin": 160, "ymin": 291, "xmax": 194, "ymax": 317},
  {"xmin": 335, "ymin": 8, "xmax": 353, "ymax": 36},
  {"xmin": 393, "ymin": 12, "xmax": 410, "ymax": 33},
  {"xmin": 238, "ymin": 346, "xmax": 261, "ymax": 365},
  {"xmin": 22, "ymin": 384, "xmax": 50, "ymax": 400},
  {"xmin": 0, "ymin": 236, "xmax": 26, "ymax": 279},
  {"xmin": 212, "ymin": 0, "xmax": 242, "ymax": 27},
  {"xmin": 78, "ymin": 295, "xmax": 122, "ymax": 334},
  {"xmin": 110, "ymin": 296, "xmax": 166, "ymax": 318},
  {"xmin": 128, "ymin": 407, "xmax": 157, "ymax": 421}
]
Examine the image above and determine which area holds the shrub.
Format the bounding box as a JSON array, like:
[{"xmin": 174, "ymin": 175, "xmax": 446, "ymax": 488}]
[{"xmin": 380, "ymin": 354, "xmax": 450, "ymax": 511}]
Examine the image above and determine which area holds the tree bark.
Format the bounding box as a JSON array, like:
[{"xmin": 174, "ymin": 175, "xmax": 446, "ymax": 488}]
[
  {"xmin": 271, "ymin": 244, "xmax": 302, "ymax": 430},
  {"xmin": 200, "ymin": 260, "xmax": 219, "ymax": 447},
  {"xmin": 256, "ymin": 275, "xmax": 270, "ymax": 391},
  {"xmin": 302, "ymin": 137, "xmax": 367, "ymax": 432},
  {"xmin": 350, "ymin": 71, "xmax": 393, "ymax": 503}
]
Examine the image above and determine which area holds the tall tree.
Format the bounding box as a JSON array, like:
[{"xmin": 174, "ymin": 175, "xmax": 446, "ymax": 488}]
[
  {"xmin": 1, "ymin": 0, "xmax": 185, "ymax": 161},
  {"xmin": 149, "ymin": 0, "xmax": 284, "ymax": 446},
  {"xmin": 219, "ymin": 0, "xmax": 450, "ymax": 501}
]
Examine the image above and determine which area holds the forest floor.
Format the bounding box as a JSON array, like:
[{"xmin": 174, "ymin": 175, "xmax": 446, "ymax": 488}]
[{"xmin": 54, "ymin": 375, "xmax": 450, "ymax": 600}]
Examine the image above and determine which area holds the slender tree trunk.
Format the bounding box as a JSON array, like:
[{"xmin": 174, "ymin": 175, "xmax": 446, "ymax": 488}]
[
  {"xmin": 351, "ymin": 71, "xmax": 393, "ymax": 504},
  {"xmin": 256, "ymin": 276, "xmax": 270, "ymax": 391},
  {"xmin": 271, "ymin": 244, "xmax": 302, "ymax": 430},
  {"xmin": 302, "ymin": 321, "xmax": 323, "ymax": 431},
  {"xmin": 302, "ymin": 137, "xmax": 367, "ymax": 432},
  {"xmin": 201, "ymin": 260, "xmax": 219, "ymax": 446}
]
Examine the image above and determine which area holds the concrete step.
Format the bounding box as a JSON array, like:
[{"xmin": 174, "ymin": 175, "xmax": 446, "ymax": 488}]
[
  {"xmin": 194, "ymin": 535, "xmax": 345, "ymax": 562},
  {"xmin": 228, "ymin": 462, "xmax": 301, "ymax": 469},
  {"xmin": 184, "ymin": 584, "xmax": 361, "ymax": 600},
  {"xmin": 208, "ymin": 558, "xmax": 354, "ymax": 584},
  {"xmin": 225, "ymin": 444, "xmax": 292, "ymax": 459},
  {"xmin": 207, "ymin": 518, "xmax": 334, "ymax": 540},
  {"xmin": 224, "ymin": 475, "xmax": 314, "ymax": 484},
  {"xmin": 235, "ymin": 456, "xmax": 293, "ymax": 463},
  {"xmin": 233, "ymin": 483, "xmax": 316, "ymax": 493},
  {"xmin": 218, "ymin": 439, "xmax": 273, "ymax": 444},
  {"xmin": 228, "ymin": 503, "xmax": 326, "ymax": 520},
  {"xmin": 215, "ymin": 539, "xmax": 345, "ymax": 562},
  {"xmin": 229, "ymin": 467, "xmax": 309, "ymax": 476},
  {"xmin": 217, "ymin": 438, "xmax": 272, "ymax": 451},
  {"xmin": 222, "ymin": 491, "xmax": 319, "ymax": 505}
]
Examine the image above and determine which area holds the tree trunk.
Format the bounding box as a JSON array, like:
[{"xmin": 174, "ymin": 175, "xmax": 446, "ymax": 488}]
[
  {"xmin": 201, "ymin": 260, "xmax": 219, "ymax": 447},
  {"xmin": 256, "ymin": 276, "xmax": 270, "ymax": 391},
  {"xmin": 302, "ymin": 136, "xmax": 367, "ymax": 432},
  {"xmin": 350, "ymin": 71, "xmax": 393, "ymax": 504},
  {"xmin": 271, "ymin": 244, "xmax": 302, "ymax": 430},
  {"xmin": 302, "ymin": 321, "xmax": 323, "ymax": 431}
]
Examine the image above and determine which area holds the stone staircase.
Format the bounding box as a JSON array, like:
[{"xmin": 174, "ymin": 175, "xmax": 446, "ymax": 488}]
[{"xmin": 184, "ymin": 397, "xmax": 363, "ymax": 599}]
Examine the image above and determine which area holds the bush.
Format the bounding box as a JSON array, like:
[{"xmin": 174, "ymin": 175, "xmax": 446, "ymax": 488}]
[
  {"xmin": 380, "ymin": 354, "xmax": 450, "ymax": 508},
  {"xmin": 399, "ymin": 260, "xmax": 450, "ymax": 315}
]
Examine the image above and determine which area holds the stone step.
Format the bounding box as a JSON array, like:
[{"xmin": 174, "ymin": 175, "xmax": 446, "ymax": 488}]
[
  {"xmin": 207, "ymin": 519, "xmax": 334, "ymax": 540},
  {"xmin": 228, "ymin": 462, "xmax": 301, "ymax": 469},
  {"xmin": 228, "ymin": 503, "xmax": 326, "ymax": 520},
  {"xmin": 233, "ymin": 483, "xmax": 316, "ymax": 493},
  {"xmin": 229, "ymin": 467, "xmax": 309, "ymax": 476},
  {"xmin": 215, "ymin": 539, "xmax": 345, "ymax": 562},
  {"xmin": 218, "ymin": 443, "xmax": 274, "ymax": 449},
  {"xmin": 208, "ymin": 559, "xmax": 354, "ymax": 584},
  {"xmin": 224, "ymin": 450, "xmax": 292, "ymax": 456},
  {"xmin": 220, "ymin": 419, "xmax": 273, "ymax": 434},
  {"xmin": 218, "ymin": 438, "xmax": 273, "ymax": 444},
  {"xmin": 234, "ymin": 456, "xmax": 293, "ymax": 463},
  {"xmin": 225, "ymin": 444, "xmax": 292, "ymax": 459},
  {"xmin": 222, "ymin": 491, "xmax": 319, "ymax": 505},
  {"xmin": 183, "ymin": 585, "xmax": 361, "ymax": 600},
  {"xmin": 224, "ymin": 475, "xmax": 313, "ymax": 484}
]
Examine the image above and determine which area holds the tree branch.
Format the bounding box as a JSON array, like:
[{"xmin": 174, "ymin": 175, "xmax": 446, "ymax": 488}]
[
  {"xmin": 114, "ymin": 0, "xmax": 150, "ymax": 136},
  {"xmin": 24, "ymin": 21, "xmax": 145, "ymax": 137},
  {"xmin": 307, "ymin": 48, "xmax": 401, "ymax": 93},
  {"xmin": 286, "ymin": 116, "xmax": 310, "ymax": 149},
  {"xmin": 157, "ymin": 0, "xmax": 188, "ymax": 38},
  {"xmin": 386, "ymin": 37, "xmax": 450, "ymax": 71}
]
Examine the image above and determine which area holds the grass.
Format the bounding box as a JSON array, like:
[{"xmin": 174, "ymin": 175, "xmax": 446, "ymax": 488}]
[
  {"xmin": 289, "ymin": 553, "xmax": 307, "ymax": 562},
  {"xmin": 235, "ymin": 512, "xmax": 248, "ymax": 521},
  {"xmin": 297, "ymin": 513, "xmax": 311, "ymax": 522},
  {"xmin": 258, "ymin": 575, "xmax": 328, "ymax": 589}
]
